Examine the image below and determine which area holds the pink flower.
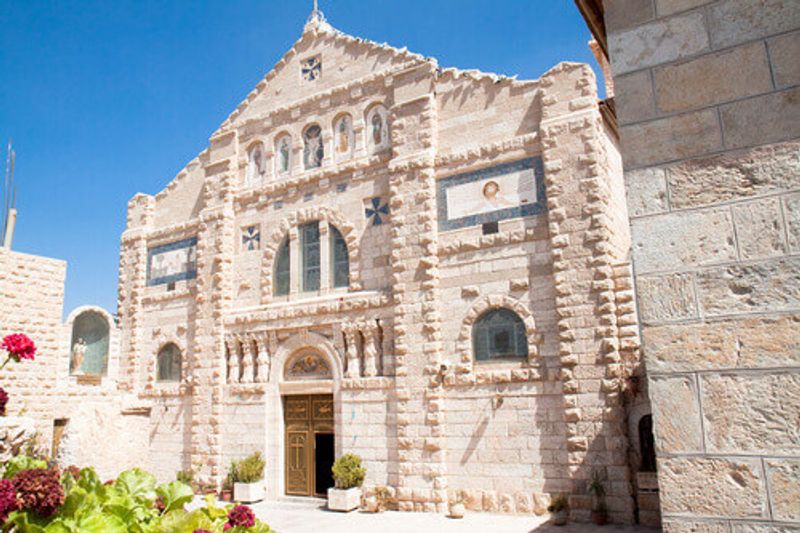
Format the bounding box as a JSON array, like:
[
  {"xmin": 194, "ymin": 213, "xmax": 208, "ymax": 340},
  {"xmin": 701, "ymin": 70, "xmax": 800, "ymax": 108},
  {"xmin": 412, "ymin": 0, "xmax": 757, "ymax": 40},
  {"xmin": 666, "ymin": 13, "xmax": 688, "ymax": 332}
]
[
  {"xmin": 0, "ymin": 479, "xmax": 18, "ymax": 522},
  {"xmin": 2, "ymin": 334, "xmax": 36, "ymax": 362},
  {"xmin": 226, "ymin": 504, "xmax": 256, "ymax": 529}
]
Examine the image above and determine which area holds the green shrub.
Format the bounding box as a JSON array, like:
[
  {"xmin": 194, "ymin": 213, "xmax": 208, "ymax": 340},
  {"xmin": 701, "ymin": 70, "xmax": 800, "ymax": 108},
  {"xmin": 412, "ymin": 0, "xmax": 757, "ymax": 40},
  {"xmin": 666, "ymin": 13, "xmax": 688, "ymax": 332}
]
[
  {"xmin": 176, "ymin": 468, "xmax": 194, "ymax": 485},
  {"xmin": 2, "ymin": 454, "xmax": 46, "ymax": 480},
  {"xmin": 331, "ymin": 453, "xmax": 365, "ymax": 489},
  {"xmin": 548, "ymin": 494, "xmax": 569, "ymax": 512},
  {"xmin": 231, "ymin": 451, "xmax": 265, "ymax": 483}
]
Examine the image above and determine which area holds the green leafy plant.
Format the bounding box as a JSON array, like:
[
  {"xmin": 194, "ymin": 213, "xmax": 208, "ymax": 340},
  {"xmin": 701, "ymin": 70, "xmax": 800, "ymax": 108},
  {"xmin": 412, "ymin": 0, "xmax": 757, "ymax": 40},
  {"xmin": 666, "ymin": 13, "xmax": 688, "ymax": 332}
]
[
  {"xmin": 331, "ymin": 453, "xmax": 365, "ymax": 489},
  {"xmin": 2, "ymin": 455, "xmax": 47, "ymax": 480},
  {"xmin": 231, "ymin": 452, "xmax": 265, "ymax": 484},
  {"xmin": 175, "ymin": 469, "xmax": 194, "ymax": 485}
]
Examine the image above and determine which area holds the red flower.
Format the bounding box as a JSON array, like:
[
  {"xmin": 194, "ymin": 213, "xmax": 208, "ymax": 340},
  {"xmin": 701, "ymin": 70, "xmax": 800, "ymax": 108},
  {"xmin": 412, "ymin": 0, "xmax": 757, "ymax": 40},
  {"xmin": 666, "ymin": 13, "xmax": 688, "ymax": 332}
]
[
  {"xmin": 0, "ymin": 479, "xmax": 18, "ymax": 522},
  {"xmin": 226, "ymin": 504, "xmax": 256, "ymax": 529},
  {"xmin": 0, "ymin": 387, "xmax": 8, "ymax": 415},
  {"xmin": 2, "ymin": 334, "xmax": 36, "ymax": 362}
]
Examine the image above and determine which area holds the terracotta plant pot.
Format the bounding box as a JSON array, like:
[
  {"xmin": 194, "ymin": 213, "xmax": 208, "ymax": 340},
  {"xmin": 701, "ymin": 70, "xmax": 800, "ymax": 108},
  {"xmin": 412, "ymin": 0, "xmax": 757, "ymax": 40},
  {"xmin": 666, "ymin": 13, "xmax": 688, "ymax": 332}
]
[
  {"xmin": 592, "ymin": 510, "xmax": 608, "ymax": 525},
  {"xmin": 220, "ymin": 489, "xmax": 233, "ymax": 502}
]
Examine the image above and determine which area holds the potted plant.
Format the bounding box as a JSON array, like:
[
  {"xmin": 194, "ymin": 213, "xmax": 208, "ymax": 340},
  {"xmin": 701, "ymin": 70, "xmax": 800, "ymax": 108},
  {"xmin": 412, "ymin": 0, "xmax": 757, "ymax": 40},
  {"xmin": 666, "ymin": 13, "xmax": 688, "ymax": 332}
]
[
  {"xmin": 220, "ymin": 468, "xmax": 234, "ymax": 502},
  {"xmin": 232, "ymin": 451, "xmax": 266, "ymax": 503},
  {"xmin": 448, "ymin": 491, "xmax": 465, "ymax": 519},
  {"xmin": 589, "ymin": 470, "xmax": 608, "ymax": 525},
  {"xmin": 547, "ymin": 494, "xmax": 569, "ymax": 526},
  {"xmin": 328, "ymin": 453, "xmax": 365, "ymax": 512}
]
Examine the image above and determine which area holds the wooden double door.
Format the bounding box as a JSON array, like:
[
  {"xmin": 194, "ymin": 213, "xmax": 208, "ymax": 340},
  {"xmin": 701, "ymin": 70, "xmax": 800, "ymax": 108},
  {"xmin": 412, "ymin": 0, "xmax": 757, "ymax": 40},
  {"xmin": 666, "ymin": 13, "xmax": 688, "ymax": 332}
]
[{"xmin": 284, "ymin": 394, "xmax": 335, "ymax": 497}]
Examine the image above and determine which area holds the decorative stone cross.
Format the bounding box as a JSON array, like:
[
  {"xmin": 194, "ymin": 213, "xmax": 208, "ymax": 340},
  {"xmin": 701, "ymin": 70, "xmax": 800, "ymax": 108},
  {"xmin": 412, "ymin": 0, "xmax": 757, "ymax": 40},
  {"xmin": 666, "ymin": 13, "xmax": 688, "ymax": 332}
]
[{"xmin": 365, "ymin": 197, "xmax": 389, "ymax": 225}]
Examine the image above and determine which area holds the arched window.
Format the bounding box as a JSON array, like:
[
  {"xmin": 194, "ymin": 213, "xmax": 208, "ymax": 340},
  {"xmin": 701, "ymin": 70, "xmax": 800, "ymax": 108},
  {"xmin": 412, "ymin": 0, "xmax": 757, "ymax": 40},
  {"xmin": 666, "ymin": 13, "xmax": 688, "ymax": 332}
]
[
  {"xmin": 246, "ymin": 142, "xmax": 265, "ymax": 185},
  {"xmin": 69, "ymin": 309, "xmax": 110, "ymax": 376},
  {"xmin": 275, "ymin": 134, "xmax": 292, "ymax": 176},
  {"xmin": 303, "ymin": 125, "xmax": 324, "ymax": 169},
  {"xmin": 365, "ymin": 105, "xmax": 389, "ymax": 151},
  {"xmin": 330, "ymin": 226, "xmax": 349, "ymax": 288},
  {"xmin": 157, "ymin": 343, "xmax": 182, "ymax": 382},
  {"xmin": 333, "ymin": 114, "xmax": 354, "ymax": 161},
  {"xmin": 272, "ymin": 221, "xmax": 350, "ymax": 297},
  {"xmin": 274, "ymin": 238, "xmax": 290, "ymax": 297},
  {"xmin": 472, "ymin": 308, "xmax": 528, "ymax": 361}
]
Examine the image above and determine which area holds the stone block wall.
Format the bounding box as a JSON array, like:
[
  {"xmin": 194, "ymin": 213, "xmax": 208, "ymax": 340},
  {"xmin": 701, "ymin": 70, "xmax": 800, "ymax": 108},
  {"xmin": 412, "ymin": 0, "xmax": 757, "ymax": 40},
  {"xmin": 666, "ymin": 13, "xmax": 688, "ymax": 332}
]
[{"xmin": 603, "ymin": 0, "xmax": 800, "ymax": 529}]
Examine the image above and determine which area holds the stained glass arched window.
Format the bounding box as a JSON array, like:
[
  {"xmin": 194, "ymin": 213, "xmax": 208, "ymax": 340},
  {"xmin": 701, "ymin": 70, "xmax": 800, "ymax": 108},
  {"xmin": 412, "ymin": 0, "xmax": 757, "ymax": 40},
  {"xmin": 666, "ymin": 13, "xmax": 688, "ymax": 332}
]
[
  {"xmin": 472, "ymin": 308, "xmax": 528, "ymax": 361},
  {"xmin": 365, "ymin": 105, "xmax": 389, "ymax": 151},
  {"xmin": 330, "ymin": 226, "xmax": 349, "ymax": 288},
  {"xmin": 157, "ymin": 343, "xmax": 182, "ymax": 382},
  {"xmin": 274, "ymin": 237, "xmax": 290, "ymax": 296}
]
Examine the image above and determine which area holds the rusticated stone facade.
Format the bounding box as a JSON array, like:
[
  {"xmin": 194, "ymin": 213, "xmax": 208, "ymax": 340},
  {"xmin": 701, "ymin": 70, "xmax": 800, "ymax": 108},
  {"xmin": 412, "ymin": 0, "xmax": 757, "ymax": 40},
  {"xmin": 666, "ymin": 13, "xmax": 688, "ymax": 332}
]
[{"xmin": 579, "ymin": 0, "xmax": 800, "ymax": 530}]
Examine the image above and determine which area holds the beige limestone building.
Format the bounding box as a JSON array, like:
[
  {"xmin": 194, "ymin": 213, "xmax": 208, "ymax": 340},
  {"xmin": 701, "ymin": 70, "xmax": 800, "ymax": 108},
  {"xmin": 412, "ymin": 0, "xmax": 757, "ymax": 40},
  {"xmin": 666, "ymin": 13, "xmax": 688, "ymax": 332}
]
[
  {"xmin": 1, "ymin": 7, "xmax": 665, "ymax": 526},
  {"xmin": 577, "ymin": 0, "xmax": 800, "ymax": 530}
]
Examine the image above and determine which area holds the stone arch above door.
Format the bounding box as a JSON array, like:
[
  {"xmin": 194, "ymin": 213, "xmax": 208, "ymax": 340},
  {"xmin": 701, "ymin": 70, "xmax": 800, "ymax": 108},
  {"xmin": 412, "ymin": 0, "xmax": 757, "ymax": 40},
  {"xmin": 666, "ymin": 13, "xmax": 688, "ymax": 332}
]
[{"xmin": 270, "ymin": 331, "xmax": 343, "ymax": 388}]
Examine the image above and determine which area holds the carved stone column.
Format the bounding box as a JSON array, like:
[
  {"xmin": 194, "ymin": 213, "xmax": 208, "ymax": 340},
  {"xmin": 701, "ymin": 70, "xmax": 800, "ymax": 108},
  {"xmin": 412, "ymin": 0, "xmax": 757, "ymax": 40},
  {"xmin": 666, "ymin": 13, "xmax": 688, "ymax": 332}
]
[
  {"xmin": 226, "ymin": 338, "xmax": 239, "ymax": 384},
  {"xmin": 254, "ymin": 333, "xmax": 269, "ymax": 383},
  {"xmin": 362, "ymin": 323, "xmax": 379, "ymax": 377},
  {"xmin": 240, "ymin": 337, "xmax": 253, "ymax": 384},
  {"xmin": 344, "ymin": 326, "xmax": 360, "ymax": 378}
]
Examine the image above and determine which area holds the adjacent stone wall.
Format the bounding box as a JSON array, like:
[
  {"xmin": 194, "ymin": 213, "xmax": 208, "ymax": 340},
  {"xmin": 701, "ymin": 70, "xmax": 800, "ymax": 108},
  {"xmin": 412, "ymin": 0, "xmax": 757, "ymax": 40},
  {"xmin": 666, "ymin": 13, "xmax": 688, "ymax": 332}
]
[{"xmin": 604, "ymin": 0, "xmax": 800, "ymax": 529}]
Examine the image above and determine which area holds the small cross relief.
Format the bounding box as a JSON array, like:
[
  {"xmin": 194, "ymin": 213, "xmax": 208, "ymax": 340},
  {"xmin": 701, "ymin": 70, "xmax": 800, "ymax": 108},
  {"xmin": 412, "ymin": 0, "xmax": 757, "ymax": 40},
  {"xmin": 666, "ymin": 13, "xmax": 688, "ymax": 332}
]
[{"xmin": 301, "ymin": 56, "xmax": 321, "ymax": 81}]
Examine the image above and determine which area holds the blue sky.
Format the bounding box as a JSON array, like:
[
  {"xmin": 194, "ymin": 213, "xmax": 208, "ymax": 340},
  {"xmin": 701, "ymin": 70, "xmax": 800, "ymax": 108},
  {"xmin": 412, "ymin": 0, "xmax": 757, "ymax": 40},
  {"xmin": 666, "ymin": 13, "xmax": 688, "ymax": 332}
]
[{"xmin": 0, "ymin": 1, "xmax": 599, "ymax": 317}]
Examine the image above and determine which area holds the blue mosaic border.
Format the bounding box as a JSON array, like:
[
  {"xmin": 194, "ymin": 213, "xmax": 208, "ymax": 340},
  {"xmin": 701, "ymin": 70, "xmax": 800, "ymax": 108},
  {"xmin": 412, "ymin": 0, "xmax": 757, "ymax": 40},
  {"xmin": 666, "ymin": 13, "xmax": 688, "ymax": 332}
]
[
  {"xmin": 436, "ymin": 157, "xmax": 546, "ymax": 231},
  {"xmin": 147, "ymin": 237, "xmax": 198, "ymax": 286}
]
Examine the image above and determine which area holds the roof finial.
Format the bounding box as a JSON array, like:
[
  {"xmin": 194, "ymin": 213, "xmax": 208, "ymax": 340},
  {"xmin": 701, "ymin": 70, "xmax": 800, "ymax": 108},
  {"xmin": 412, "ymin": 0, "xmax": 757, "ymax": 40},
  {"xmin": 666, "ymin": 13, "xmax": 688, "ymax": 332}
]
[{"xmin": 307, "ymin": 0, "xmax": 325, "ymax": 25}]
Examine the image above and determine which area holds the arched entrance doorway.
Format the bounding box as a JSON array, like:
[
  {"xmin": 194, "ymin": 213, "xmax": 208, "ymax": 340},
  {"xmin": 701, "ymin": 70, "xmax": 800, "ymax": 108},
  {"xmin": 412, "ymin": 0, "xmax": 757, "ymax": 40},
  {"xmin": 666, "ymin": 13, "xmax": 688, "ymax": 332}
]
[{"xmin": 281, "ymin": 348, "xmax": 336, "ymax": 497}]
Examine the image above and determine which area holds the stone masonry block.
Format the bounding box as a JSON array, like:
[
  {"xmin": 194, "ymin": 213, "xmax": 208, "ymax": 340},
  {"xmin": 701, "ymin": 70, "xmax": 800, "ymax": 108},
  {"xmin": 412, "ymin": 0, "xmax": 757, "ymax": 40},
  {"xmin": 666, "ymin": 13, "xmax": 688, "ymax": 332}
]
[
  {"xmin": 655, "ymin": 0, "xmax": 712, "ymax": 17},
  {"xmin": 695, "ymin": 257, "xmax": 800, "ymax": 316},
  {"xmin": 720, "ymin": 87, "xmax": 800, "ymax": 151},
  {"xmin": 649, "ymin": 375, "xmax": 703, "ymax": 453},
  {"xmin": 604, "ymin": 0, "xmax": 654, "ymax": 32},
  {"xmin": 631, "ymin": 208, "xmax": 736, "ymax": 273},
  {"xmin": 661, "ymin": 518, "xmax": 729, "ymax": 533},
  {"xmin": 614, "ymin": 70, "xmax": 656, "ymax": 125},
  {"xmin": 665, "ymin": 142, "xmax": 800, "ymax": 209},
  {"xmin": 609, "ymin": 11, "xmax": 709, "ymax": 75},
  {"xmin": 636, "ymin": 272, "xmax": 697, "ymax": 323},
  {"xmin": 653, "ymin": 41, "xmax": 772, "ymax": 114},
  {"xmin": 702, "ymin": 372, "xmax": 800, "ymax": 455},
  {"xmin": 620, "ymin": 108, "xmax": 722, "ymax": 168},
  {"xmin": 624, "ymin": 167, "xmax": 668, "ymax": 217},
  {"xmin": 733, "ymin": 197, "xmax": 787, "ymax": 259},
  {"xmin": 785, "ymin": 192, "xmax": 800, "ymax": 253},
  {"xmin": 643, "ymin": 314, "xmax": 800, "ymax": 373},
  {"xmin": 766, "ymin": 459, "xmax": 800, "ymax": 522},
  {"xmin": 658, "ymin": 456, "xmax": 768, "ymax": 518},
  {"xmin": 768, "ymin": 30, "xmax": 800, "ymax": 89},
  {"xmin": 707, "ymin": 0, "xmax": 800, "ymax": 49}
]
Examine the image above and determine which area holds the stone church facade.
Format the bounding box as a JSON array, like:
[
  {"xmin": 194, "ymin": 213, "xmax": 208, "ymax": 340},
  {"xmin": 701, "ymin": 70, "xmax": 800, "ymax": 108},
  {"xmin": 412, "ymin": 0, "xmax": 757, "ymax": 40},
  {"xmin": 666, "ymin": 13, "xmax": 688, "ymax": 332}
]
[{"xmin": 1, "ymin": 10, "xmax": 658, "ymax": 524}]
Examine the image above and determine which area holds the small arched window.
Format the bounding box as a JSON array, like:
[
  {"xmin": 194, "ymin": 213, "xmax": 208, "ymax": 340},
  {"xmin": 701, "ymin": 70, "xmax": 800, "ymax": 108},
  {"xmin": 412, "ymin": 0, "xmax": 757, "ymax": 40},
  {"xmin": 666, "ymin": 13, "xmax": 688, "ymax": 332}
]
[
  {"xmin": 333, "ymin": 114, "xmax": 354, "ymax": 161},
  {"xmin": 365, "ymin": 105, "xmax": 389, "ymax": 151},
  {"xmin": 330, "ymin": 226, "xmax": 349, "ymax": 288},
  {"xmin": 275, "ymin": 134, "xmax": 292, "ymax": 176},
  {"xmin": 274, "ymin": 238, "xmax": 290, "ymax": 296},
  {"xmin": 472, "ymin": 308, "xmax": 528, "ymax": 361},
  {"xmin": 303, "ymin": 125, "xmax": 324, "ymax": 169},
  {"xmin": 246, "ymin": 142, "xmax": 266, "ymax": 185},
  {"xmin": 157, "ymin": 343, "xmax": 182, "ymax": 382}
]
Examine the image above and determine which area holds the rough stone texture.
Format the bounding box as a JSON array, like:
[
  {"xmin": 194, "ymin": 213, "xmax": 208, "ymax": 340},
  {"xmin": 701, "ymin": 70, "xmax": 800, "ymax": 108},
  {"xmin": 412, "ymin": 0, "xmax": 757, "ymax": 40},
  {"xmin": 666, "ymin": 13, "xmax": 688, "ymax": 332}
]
[
  {"xmin": 624, "ymin": 167, "xmax": 668, "ymax": 217},
  {"xmin": 785, "ymin": 192, "xmax": 800, "ymax": 253},
  {"xmin": 653, "ymin": 41, "xmax": 772, "ymax": 114},
  {"xmin": 604, "ymin": 0, "xmax": 654, "ymax": 32},
  {"xmin": 655, "ymin": 0, "xmax": 711, "ymax": 17},
  {"xmin": 766, "ymin": 460, "xmax": 800, "ymax": 522},
  {"xmin": 649, "ymin": 376, "xmax": 702, "ymax": 453},
  {"xmin": 695, "ymin": 257, "xmax": 800, "ymax": 317},
  {"xmin": 661, "ymin": 518, "xmax": 729, "ymax": 533},
  {"xmin": 609, "ymin": 11, "xmax": 710, "ymax": 75},
  {"xmin": 658, "ymin": 457, "xmax": 767, "ymax": 518},
  {"xmin": 614, "ymin": 71, "xmax": 656, "ymax": 125},
  {"xmin": 0, "ymin": 416, "xmax": 36, "ymax": 462},
  {"xmin": 665, "ymin": 142, "xmax": 800, "ymax": 209},
  {"xmin": 631, "ymin": 208, "xmax": 736, "ymax": 273},
  {"xmin": 768, "ymin": 30, "xmax": 800, "ymax": 89},
  {"xmin": 701, "ymin": 373, "xmax": 800, "ymax": 455},
  {"xmin": 730, "ymin": 525, "xmax": 800, "ymax": 533},
  {"xmin": 636, "ymin": 273, "xmax": 697, "ymax": 323},
  {"xmin": 732, "ymin": 198, "xmax": 787, "ymax": 259},
  {"xmin": 644, "ymin": 314, "xmax": 800, "ymax": 373}
]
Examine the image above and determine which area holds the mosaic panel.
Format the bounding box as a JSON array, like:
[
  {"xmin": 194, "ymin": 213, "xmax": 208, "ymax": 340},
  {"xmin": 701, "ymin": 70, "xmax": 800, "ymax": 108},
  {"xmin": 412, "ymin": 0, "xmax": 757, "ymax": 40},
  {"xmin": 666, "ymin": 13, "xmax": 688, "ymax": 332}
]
[
  {"xmin": 147, "ymin": 237, "xmax": 197, "ymax": 286},
  {"xmin": 436, "ymin": 157, "xmax": 546, "ymax": 231}
]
